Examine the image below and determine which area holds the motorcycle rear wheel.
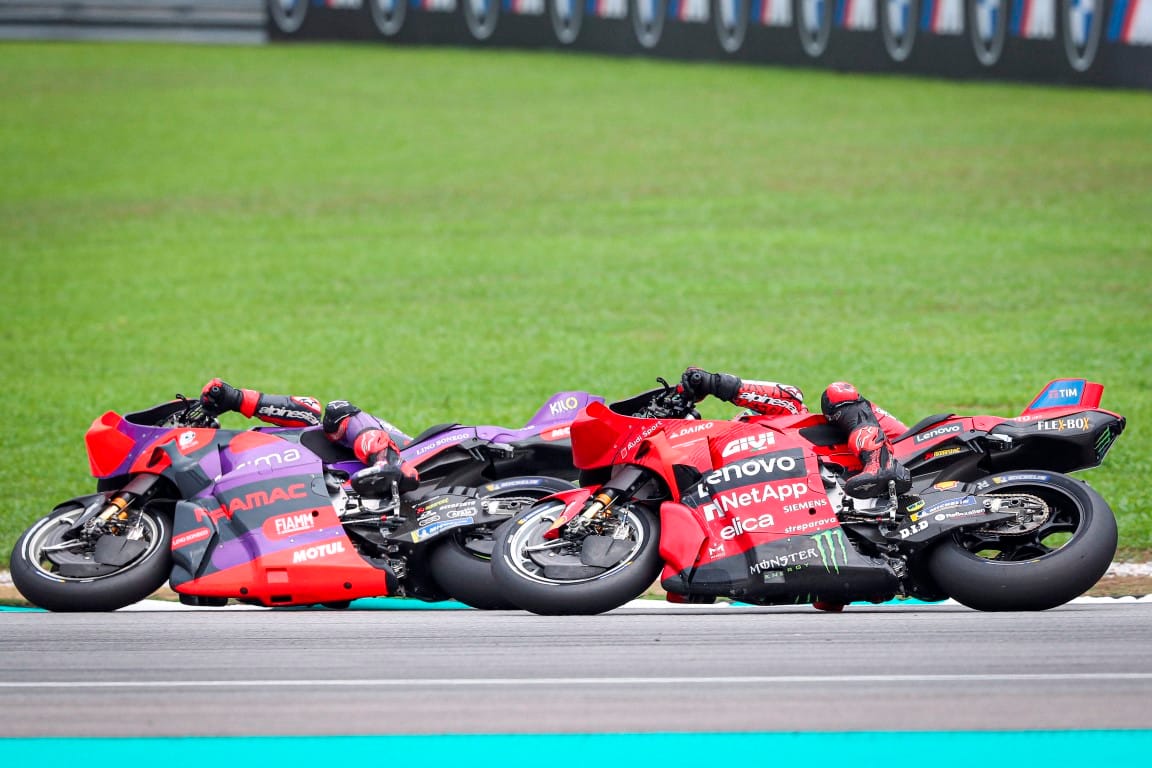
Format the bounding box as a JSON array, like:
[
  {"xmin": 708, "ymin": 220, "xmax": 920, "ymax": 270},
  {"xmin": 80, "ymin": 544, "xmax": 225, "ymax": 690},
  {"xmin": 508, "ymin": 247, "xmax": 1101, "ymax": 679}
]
[
  {"xmin": 427, "ymin": 480, "xmax": 574, "ymax": 610},
  {"xmin": 926, "ymin": 472, "xmax": 1117, "ymax": 611},
  {"xmin": 10, "ymin": 504, "xmax": 172, "ymax": 612},
  {"xmin": 492, "ymin": 499, "xmax": 662, "ymax": 615}
]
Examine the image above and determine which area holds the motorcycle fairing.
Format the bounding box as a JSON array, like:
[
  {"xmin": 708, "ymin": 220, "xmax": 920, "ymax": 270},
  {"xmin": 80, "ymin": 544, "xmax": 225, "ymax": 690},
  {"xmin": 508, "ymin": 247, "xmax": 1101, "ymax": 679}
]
[
  {"xmin": 170, "ymin": 472, "xmax": 393, "ymax": 605},
  {"xmin": 658, "ymin": 513, "xmax": 900, "ymax": 604},
  {"xmin": 1021, "ymin": 379, "xmax": 1103, "ymax": 415}
]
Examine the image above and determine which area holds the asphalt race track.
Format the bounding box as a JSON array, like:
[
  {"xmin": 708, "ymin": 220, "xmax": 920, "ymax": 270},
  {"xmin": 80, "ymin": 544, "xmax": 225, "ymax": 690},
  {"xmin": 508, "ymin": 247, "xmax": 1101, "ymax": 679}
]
[{"xmin": 2, "ymin": 598, "xmax": 1152, "ymax": 741}]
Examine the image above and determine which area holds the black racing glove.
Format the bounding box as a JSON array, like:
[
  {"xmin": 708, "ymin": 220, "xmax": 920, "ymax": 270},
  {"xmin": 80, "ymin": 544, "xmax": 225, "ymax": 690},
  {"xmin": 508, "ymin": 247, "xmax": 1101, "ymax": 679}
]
[
  {"xmin": 200, "ymin": 378, "xmax": 243, "ymax": 415},
  {"xmin": 679, "ymin": 367, "xmax": 742, "ymax": 403}
]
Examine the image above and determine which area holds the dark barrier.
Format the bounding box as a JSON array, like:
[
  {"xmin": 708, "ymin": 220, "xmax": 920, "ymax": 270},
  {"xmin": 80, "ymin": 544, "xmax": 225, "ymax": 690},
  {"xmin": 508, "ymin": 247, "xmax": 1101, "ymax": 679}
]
[{"xmin": 266, "ymin": 0, "xmax": 1151, "ymax": 89}]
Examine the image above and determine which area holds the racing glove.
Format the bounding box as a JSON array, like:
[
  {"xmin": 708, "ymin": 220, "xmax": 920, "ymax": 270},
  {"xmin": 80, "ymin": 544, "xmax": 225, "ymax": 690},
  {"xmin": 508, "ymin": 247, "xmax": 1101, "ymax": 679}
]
[{"xmin": 679, "ymin": 367, "xmax": 742, "ymax": 403}]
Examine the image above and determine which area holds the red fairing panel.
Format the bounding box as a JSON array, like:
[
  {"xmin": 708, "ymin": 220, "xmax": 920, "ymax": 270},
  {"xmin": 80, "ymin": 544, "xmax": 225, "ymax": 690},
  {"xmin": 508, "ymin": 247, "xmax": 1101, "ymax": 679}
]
[{"xmin": 658, "ymin": 501, "xmax": 706, "ymax": 579}]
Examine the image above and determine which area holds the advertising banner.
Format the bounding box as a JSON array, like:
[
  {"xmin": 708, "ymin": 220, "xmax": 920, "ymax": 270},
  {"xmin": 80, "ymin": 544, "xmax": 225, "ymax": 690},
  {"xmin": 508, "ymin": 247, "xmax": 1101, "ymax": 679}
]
[{"xmin": 266, "ymin": 0, "xmax": 1152, "ymax": 88}]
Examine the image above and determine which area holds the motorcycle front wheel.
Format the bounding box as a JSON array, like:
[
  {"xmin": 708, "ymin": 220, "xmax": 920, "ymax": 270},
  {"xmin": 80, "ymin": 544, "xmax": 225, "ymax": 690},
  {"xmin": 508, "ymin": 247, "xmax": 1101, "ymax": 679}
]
[
  {"xmin": 492, "ymin": 498, "xmax": 662, "ymax": 615},
  {"xmin": 926, "ymin": 471, "xmax": 1117, "ymax": 611},
  {"xmin": 10, "ymin": 503, "xmax": 172, "ymax": 612},
  {"xmin": 427, "ymin": 480, "xmax": 574, "ymax": 609}
]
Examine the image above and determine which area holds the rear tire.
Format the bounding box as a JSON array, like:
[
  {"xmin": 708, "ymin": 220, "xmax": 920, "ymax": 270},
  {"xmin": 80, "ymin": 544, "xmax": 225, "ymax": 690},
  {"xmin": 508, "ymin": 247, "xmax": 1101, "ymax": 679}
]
[
  {"xmin": 492, "ymin": 499, "xmax": 662, "ymax": 615},
  {"xmin": 926, "ymin": 472, "xmax": 1116, "ymax": 611},
  {"xmin": 428, "ymin": 478, "xmax": 575, "ymax": 610},
  {"xmin": 10, "ymin": 504, "xmax": 172, "ymax": 612}
]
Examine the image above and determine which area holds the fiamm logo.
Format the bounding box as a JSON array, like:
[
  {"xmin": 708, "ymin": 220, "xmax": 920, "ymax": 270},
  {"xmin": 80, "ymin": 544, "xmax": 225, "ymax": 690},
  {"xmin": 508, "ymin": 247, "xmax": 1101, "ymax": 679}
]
[{"xmin": 968, "ymin": 0, "xmax": 1009, "ymax": 65}]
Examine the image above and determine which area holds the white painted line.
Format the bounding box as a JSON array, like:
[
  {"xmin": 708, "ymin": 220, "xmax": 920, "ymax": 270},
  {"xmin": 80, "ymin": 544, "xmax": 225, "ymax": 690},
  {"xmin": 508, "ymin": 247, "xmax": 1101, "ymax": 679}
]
[{"xmin": 2, "ymin": 673, "xmax": 1152, "ymax": 689}]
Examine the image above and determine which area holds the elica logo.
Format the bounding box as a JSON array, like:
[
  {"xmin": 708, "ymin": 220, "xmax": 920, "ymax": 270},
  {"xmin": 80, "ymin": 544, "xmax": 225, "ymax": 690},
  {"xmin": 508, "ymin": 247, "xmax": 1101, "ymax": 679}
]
[
  {"xmin": 549, "ymin": 396, "xmax": 581, "ymax": 416},
  {"xmin": 717, "ymin": 513, "xmax": 776, "ymax": 540},
  {"xmin": 292, "ymin": 541, "xmax": 345, "ymax": 564},
  {"xmin": 720, "ymin": 432, "xmax": 776, "ymax": 458},
  {"xmin": 914, "ymin": 423, "xmax": 962, "ymax": 443}
]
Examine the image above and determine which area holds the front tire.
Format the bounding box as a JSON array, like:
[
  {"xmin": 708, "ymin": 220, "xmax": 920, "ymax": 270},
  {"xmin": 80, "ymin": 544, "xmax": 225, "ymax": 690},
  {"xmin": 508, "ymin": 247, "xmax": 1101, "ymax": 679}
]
[
  {"xmin": 11, "ymin": 503, "xmax": 172, "ymax": 612},
  {"xmin": 492, "ymin": 499, "xmax": 663, "ymax": 615},
  {"xmin": 428, "ymin": 478, "xmax": 575, "ymax": 609},
  {"xmin": 927, "ymin": 472, "xmax": 1117, "ymax": 611}
]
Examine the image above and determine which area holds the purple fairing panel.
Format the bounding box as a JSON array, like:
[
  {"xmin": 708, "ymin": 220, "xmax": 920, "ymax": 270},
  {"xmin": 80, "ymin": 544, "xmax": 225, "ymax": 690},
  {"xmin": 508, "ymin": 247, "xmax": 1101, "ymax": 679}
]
[
  {"xmin": 521, "ymin": 391, "xmax": 603, "ymax": 430},
  {"xmin": 396, "ymin": 391, "xmax": 602, "ymax": 465}
]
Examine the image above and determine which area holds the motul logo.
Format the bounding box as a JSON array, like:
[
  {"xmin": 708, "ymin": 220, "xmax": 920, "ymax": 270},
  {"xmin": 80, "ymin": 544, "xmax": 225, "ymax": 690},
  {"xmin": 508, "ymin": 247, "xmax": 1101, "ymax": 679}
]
[
  {"xmin": 721, "ymin": 433, "xmax": 776, "ymax": 457},
  {"xmin": 292, "ymin": 541, "xmax": 345, "ymax": 563}
]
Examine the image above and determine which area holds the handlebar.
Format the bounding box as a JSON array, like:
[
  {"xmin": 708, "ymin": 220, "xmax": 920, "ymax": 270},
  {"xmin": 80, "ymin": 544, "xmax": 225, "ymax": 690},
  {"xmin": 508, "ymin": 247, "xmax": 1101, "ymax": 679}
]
[{"xmin": 632, "ymin": 378, "xmax": 699, "ymax": 420}]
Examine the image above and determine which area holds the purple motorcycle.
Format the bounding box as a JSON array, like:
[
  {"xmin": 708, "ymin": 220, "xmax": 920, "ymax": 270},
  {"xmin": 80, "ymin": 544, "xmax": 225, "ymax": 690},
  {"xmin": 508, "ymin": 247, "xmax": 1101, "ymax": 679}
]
[{"xmin": 10, "ymin": 390, "xmax": 603, "ymax": 611}]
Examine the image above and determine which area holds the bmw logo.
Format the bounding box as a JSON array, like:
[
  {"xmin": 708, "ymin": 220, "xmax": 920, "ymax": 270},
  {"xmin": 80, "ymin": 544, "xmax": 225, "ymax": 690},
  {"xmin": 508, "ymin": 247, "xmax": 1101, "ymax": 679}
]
[
  {"xmin": 631, "ymin": 0, "xmax": 667, "ymax": 49},
  {"xmin": 795, "ymin": 0, "xmax": 833, "ymax": 59},
  {"xmin": 370, "ymin": 0, "xmax": 408, "ymax": 36},
  {"xmin": 967, "ymin": 0, "xmax": 1007, "ymax": 67},
  {"xmin": 268, "ymin": 0, "xmax": 308, "ymax": 34},
  {"xmin": 714, "ymin": 0, "xmax": 750, "ymax": 54},
  {"xmin": 881, "ymin": 0, "xmax": 919, "ymax": 62},
  {"xmin": 464, "ymin": 0, "xmax": 501, "ymax": 40},
  {"xmin": 1062, "ymin": 0, "xmax": 1103, "ymax": 72},
  {"xmin": 550, "ymin": 0, "xmax": 585, "ymax": 44}
]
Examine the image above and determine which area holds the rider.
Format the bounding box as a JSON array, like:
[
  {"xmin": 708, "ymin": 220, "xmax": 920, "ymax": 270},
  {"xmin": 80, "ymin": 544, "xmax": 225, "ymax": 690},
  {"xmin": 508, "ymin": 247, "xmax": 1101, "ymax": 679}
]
[
  {"xmin": 198, "ymin": 378, "xmax": 420, "ymax": 496},
  {"xmin": 677, "ymin": 367, "xmax": 912, "ymax": 499}
]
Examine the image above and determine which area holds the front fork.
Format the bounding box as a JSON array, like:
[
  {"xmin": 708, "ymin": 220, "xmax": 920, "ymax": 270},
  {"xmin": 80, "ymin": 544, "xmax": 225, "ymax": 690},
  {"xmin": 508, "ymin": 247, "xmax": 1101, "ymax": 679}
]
[
  {"xmin": 73, "ymin": 474, "xmax": 160, "ymax": 538},
  {"xmin": 547, "ymin": 465, "xmax": 652, "ymax": 539}
]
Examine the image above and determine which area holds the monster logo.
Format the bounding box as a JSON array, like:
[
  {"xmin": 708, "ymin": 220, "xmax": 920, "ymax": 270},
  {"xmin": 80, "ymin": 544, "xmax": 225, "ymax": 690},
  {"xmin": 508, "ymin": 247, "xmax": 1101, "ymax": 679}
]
[{"xmin": 811, "ymin": 528, "xmax": 848, "ymax": 573}]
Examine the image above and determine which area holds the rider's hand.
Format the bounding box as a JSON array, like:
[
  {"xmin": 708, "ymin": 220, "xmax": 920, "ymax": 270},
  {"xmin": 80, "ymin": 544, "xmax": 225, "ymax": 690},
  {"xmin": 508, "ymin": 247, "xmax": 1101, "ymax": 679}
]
[
  {"xmin": 679, "ymin": 367, "xmax": 742, "ymax": 403},
  {"xmin": 200, "ymin": 378, "xmax": 243, "ymax": 415}
]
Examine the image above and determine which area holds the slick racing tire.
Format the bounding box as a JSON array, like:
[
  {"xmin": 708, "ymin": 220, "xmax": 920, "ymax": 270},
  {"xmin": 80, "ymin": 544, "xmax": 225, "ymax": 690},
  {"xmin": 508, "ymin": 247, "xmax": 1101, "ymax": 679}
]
[
  {"xmin": 492, "ymin": 498, "xmax": 663, "ymax": 615},
  {"xmin": 10, "ymin": 504, "xmax": 172, "ymax": 612},
  {"xmin": 428, "ymin": 478, "xmax": 575, "ymax": 610},
  {"xmin": 926, "ymin": 471, "xmax": 1117, "ymax": 611}
]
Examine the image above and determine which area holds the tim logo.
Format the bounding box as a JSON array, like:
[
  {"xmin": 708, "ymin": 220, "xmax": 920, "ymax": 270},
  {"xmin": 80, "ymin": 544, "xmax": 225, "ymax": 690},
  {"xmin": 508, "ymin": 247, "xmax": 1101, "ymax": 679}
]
[{"xmin": 720, "ymin": 433, "xmax": 777, "ymax": 458}]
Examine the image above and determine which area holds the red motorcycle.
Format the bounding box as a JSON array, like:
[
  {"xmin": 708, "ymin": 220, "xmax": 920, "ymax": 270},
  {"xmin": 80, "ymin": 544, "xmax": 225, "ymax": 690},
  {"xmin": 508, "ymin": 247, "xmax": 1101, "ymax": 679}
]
[{"xmin": 492, "ymin": 377, "xmax": 1126, "ymax": 614}]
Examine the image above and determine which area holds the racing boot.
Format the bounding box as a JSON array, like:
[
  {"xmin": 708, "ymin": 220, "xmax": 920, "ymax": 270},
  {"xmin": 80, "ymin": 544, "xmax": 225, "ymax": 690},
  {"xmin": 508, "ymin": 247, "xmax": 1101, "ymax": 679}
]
[
  {"xmin": 200, "ymin": 378, "xmax": 322, "ymax": 427},
  {"xmin": 822, "ymin": 383, "xmax": 911, "ymax": 499}
]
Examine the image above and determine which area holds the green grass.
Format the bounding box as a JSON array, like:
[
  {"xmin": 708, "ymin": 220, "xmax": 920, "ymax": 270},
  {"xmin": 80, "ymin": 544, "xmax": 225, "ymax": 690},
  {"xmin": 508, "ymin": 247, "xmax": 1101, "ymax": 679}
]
[{"xmin": 1, "ymin": 41, "xmax": 1149, "ymax": 566}]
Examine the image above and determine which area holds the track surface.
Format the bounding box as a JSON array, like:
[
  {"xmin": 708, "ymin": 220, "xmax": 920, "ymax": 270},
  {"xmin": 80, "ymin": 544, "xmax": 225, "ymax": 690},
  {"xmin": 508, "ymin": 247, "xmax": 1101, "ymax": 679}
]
[{"xmin": 2, "ymin": 600, "xmax": 1151, "ymax": 737}]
